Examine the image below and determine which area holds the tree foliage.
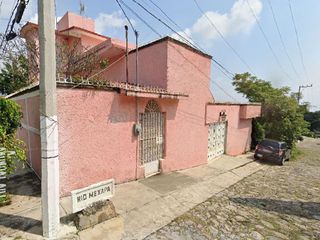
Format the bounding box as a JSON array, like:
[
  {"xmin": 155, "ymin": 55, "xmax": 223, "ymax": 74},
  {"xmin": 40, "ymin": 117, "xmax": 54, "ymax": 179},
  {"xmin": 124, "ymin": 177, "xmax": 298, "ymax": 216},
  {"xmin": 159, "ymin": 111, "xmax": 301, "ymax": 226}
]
[
  {"xmin": 233, "ymin": 73, "xmax": 310, "ymax": 148},
  {"xmin": 304, "ymin": 111, "xmax": 320, "ymax": 133},
  {"xmin": 0, "ymin": 54, "xmax": 29, "ymax": 95},
  {"xmin": 0, "ymin": 33, "xmax": 108, "ymax": 95},
  {"xmin": 0, "ymin": 98, "xmax": 26, "ymax": 175},
  {"xmin": 0, "ymin": 97, "xmax": 22, "ymax": 134}
]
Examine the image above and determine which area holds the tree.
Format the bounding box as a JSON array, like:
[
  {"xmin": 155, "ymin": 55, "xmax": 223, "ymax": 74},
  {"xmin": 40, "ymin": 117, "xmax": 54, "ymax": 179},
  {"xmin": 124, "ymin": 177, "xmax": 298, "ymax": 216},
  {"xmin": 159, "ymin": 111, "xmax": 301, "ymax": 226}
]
[
  {"xmin": 233, "ymin": 73, "xmax": 310, "ymax": 149},
  {"xmin": 0, "ymin": 54, "xmax": 29, "ymax": 95},
  {"xmin": 0, "ymin": 97, "xmax": 26, "ymax": 204},
  {"xmin": 0, "ymin": 97, "xmax": 26, "ymax": 173},
  {"xmin": 0, "ymin": 32, "xmax": 108, "ymax": 95},
  {"xmin": 304, "ymin": 111, "xmax": 320, "ymax": 133}
]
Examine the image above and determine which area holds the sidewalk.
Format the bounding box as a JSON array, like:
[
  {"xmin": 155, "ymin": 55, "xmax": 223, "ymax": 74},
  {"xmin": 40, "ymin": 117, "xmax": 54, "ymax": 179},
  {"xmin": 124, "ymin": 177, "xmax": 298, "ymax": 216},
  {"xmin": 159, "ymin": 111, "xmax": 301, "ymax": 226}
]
[
  {"xmin": 79, "ymin": 153, "xmax": 266, "ymax": 240},
  {"xmin": 0, "ymin": 153, "xmax": 266, "ymax": 239}
]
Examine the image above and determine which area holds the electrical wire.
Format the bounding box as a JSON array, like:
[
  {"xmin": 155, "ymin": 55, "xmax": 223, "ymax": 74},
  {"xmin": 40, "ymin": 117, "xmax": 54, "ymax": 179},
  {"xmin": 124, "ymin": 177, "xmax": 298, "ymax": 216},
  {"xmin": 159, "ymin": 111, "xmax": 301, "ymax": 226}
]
[
  {"xmin": 147, "ymin": 0, "xmax": 186, "ymax": 37},
  {"xmin": 267, "ymin": 0, "xmax": 301, "ymax": 82},
  {"xmin": 119, "ymin": 0, "xmax": 162, "ymax": 38},
  {"xmin": 130, "ymin": 0, "xmax": 200, "ymax": 51},
  {"xmin": 0, "ymin": 0, "xmax": 26, "ymax": 57},
  {"xmin": 192, "ymin": 0, "xmax": 255, "ymax": 74},
  {"xmin": 0, "ymin": 0, "xmax": 19, "ymax": 54},
  {"xmin": 120, "ymin": 0, "xmax": 237, "ymax": 101},
  {"xmin": 288, "ymin": 0, "xmax": 310, "ymax": 83},
  {"xmin": 113, "ymin": 0, "xmax": 238, "ymax": 101},
  {"xmin": 127, "ymin": 0, "xmax": 235, "ymax": 79},
  {"xmin": 96, "ymin": 0, "xmax": 237, "ymax": 101},
  {"xmin": 0, "ymin": 0, "xmax": 4, "ymax": 18},
  {"xmin": 115, "ymin": 0, "xmax": 136, "ymax": 33},
  {"xmin": 245, "ymin": 0, "xmax": 293, "ymax": 82}
]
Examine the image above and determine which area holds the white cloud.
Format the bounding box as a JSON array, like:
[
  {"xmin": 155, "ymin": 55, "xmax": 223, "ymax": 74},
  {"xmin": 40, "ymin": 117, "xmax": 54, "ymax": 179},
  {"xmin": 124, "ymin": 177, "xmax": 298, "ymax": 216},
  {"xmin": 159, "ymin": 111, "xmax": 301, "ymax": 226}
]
[
  {"xmin": 95, "ymin": 11, "xmax": 135, "ymax": 34},
  {"xmin": 171, "ymin": 28, "xmax": 194, "ymax": 46},
  {"xmin": 29, "ymin": 13, "xmax": 38, "ymax": 24},
  {"xmin": 172, "ymin": 0, "xmax": 262, "ymax": 46},
  {"xmin": 29, "ymin": 13, "xmax": 62, "ymax": 28}
]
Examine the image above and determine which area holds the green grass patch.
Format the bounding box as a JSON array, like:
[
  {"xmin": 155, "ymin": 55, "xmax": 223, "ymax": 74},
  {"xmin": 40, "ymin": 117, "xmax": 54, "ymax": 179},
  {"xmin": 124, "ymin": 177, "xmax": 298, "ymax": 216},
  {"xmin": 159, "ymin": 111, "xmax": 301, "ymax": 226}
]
[
  {"xmin": 0, "ymin": 194, "xmax": 11, "ymax": 206},
  {"xmin": 290, "ymin": 147, "xmax": 305, "ymax": 160}
]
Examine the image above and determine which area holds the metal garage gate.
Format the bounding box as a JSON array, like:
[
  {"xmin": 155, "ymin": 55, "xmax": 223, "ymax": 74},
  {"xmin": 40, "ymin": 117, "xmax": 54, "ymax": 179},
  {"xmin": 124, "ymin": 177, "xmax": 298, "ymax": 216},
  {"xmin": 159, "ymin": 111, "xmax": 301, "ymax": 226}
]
[
  {"xmin": 208, "ymin": 122, "xmax": 226, "ymax": 161},
  {"xmin": 139, "ymin": 100, "xmax": 164, "ymax": 177}
]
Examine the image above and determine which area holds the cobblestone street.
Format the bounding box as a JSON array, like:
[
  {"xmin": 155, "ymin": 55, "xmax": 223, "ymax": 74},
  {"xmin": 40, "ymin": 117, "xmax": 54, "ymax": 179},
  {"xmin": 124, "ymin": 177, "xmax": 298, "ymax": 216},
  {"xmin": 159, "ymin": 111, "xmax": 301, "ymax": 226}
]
[{"xmin": 145, "ymin": 138, "xmax": 320, "ymax": 240}]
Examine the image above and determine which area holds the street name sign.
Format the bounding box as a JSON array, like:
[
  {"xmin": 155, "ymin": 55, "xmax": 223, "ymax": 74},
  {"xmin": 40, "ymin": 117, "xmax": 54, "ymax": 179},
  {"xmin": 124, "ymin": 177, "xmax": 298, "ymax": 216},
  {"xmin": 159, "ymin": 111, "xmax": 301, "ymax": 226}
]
[{"xmin": 71, "ymin": 179, "xmax": 114, "ymax": 213}]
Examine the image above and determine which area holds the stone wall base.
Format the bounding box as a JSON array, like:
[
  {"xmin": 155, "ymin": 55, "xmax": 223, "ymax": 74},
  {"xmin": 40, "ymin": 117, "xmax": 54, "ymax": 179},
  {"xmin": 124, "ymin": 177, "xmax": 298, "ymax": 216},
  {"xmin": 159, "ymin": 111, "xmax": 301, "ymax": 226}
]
[{"xmin": 74, "ymin": 200, "xmax": 117, "ymax": 231}]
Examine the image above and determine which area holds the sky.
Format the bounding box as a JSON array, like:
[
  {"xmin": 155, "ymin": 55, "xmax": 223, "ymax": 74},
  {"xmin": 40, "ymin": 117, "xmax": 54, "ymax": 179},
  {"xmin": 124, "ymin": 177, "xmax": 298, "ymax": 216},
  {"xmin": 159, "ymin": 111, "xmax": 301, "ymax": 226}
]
[{"xmin": 0, "ymin": 0, "xmax": 319, "ymax": 111}]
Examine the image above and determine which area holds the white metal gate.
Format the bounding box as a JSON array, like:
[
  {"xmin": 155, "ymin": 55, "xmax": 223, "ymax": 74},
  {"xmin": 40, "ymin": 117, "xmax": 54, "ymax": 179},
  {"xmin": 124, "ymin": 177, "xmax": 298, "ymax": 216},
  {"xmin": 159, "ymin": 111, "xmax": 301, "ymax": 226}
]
[
  {"xmin": 208, "ymin": 122, "xmax": 226, "ymax": 161},
  {"xmin": 139, "ymin": 100, "xmax": 164, "ymax": 177}
]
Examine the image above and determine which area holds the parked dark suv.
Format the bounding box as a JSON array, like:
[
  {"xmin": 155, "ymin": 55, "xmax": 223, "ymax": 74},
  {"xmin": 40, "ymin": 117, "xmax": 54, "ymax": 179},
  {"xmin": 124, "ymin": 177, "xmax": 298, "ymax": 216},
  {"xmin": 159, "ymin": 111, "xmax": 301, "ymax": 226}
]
[{"xmin": 254, "ymin": 139, "xmax": 291, "ymax": 165}]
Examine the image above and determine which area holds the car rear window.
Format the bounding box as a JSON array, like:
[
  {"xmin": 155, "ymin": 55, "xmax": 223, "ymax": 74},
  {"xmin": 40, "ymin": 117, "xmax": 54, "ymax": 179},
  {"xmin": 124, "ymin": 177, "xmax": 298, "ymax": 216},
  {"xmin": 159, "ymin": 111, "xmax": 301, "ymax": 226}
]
[
  {"xmin": 260, "ymin": 140, "xmax": 280, "ymax": 149},
  {"xmin": 280, "ymin": 143, "xmax": 287, "ymax": 148}
]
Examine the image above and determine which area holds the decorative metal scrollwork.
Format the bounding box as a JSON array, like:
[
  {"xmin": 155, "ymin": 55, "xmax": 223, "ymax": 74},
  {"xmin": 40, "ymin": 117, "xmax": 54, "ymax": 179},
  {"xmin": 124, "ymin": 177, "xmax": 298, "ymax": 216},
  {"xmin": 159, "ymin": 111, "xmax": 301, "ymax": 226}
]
[{"xmin": 145, "ymin": 100, "xmax": 161, "ymax": 113}]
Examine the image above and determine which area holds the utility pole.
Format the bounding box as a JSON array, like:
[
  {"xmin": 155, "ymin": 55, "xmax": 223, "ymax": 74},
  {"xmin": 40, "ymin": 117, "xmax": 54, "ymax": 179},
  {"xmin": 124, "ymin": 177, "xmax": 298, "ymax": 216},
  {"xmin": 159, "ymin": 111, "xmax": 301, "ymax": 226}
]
[
  {"xmin": 38, "ymin": 0, "xmax": 60, "ymax": 238},
  {"xmin": 297, "ymin": 84, "xmax": 312, "ymax": 104}
]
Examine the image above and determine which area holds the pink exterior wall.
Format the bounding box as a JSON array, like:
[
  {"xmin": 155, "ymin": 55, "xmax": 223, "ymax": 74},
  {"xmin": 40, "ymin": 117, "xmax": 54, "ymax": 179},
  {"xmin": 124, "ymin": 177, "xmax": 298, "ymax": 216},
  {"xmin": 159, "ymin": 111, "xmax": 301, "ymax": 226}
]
[
  {"xmin": 17, "ymin": 12, "xmax": 262, "ymax": 196},
  {"xmin": 101, "ymin": 40, "xmax": 168, "ymax": 88},
  {"xmin": 57, "ymin": 12, "xmax": 95, "ymax": 32},
  {"xmin": 206, "ymin": 104, "xmax": 254, "ymax": 155},
  {"xmin": 161, "ymin": 41, "xmax": 213, "ymax": 172},
  {"xmin": 240, "ymin": 105, "xmax": 261, "ymax": 119},
  {"xmin": 56, "ymin": 39, "xmax": 215, "ymax": 196},
  {"xmin": 11, "ymin": 37, "xmax": 258, "ymax": 196},
  {"xmin": 57, "ymin": 88, "xmax": 180, "ymax": 196},
  {"xmin": 13, "ymin": 92, "xmax": 41, "ymax": 176},
  {"xmin": 57, "ymin": 88, "xmax": 137, "ymax": 195}
]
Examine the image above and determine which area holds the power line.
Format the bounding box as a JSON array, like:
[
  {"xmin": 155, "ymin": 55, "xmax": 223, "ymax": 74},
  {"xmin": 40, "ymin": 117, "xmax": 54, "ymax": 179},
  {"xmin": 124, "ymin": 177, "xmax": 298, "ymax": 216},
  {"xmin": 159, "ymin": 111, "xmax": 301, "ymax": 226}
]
[
  {"xmin": 146, "ymin": 0, "xmax": 192, "ymax": 43},
  {"xmin": 267, "ymin": 0, "xmax": 301, "ymax": 81},
  {"xmin": 142, "ymin": 0, "xmax": 232, "ymax": 76},
  {"xmin": 245, "ymin": 0, "xmax": 293, "ymax": 82},
  {"xmin": 112, "ymin": 0, "xmax": 237, "ymax": 101},
  {"xmin": 192, "ymin": 0, "xmax": 255, "ymax": 74},
  {"xmin": 141, "ymin": 0, "xmax": 207, "ymax": 55},
  {"xmin": 147, "ymin": 0, "xmax": 184, "ymax": 31},
  {"xmin": 0, "ymin": 0, "xmax": 4, "ymax": 18},
  {"xmin": 127, "ymin": 0, "xmax": 235, "ymax": 79},
  {"xmin": 118, "ymin": 0, "xmax": 162, "ymax": 38},
  {"xmin": 0, "ymin": 0, "xmax": 19, "ymax": 53},
  {"xmin": 0, "ymin": 0, "xmax": 27, "ymax": 57},
  {"xmin": 131, "ymin": 0, "xmax": 200, "ymax": 51},
  {"xmin": 115, "ymin": 0, "xmax": 136, "ymax": 33},
  {"xmin": 288, "ymin": 0, "xmax": 310, "ymax": 83}
]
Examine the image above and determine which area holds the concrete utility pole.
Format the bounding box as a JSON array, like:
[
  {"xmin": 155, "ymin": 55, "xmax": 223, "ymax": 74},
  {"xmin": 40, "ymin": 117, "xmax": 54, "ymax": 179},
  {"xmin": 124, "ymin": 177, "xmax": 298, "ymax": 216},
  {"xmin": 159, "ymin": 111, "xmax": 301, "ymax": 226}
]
[
  {"xmin": 297, "ymin": 84, "xmax": 312, "ymax": 104},
  {"xmin": 38, "ymin": 0, "xmax": 60, "ymax": 238}
]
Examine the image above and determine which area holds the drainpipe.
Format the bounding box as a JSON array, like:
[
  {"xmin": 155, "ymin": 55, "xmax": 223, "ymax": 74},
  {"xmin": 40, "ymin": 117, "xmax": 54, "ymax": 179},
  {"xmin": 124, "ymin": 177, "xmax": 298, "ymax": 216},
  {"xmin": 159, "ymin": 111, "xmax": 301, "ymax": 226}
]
[
  {"xmin": 135, "ymin": 30, "xmax": 139, "ymax": 124},
  {"xmin": 135, "ymin": 30, "xmax": 139, "ymax": 87},
  {"xmin": 125, "ymin": 25, "xmax": 129, "ymax": 84}
]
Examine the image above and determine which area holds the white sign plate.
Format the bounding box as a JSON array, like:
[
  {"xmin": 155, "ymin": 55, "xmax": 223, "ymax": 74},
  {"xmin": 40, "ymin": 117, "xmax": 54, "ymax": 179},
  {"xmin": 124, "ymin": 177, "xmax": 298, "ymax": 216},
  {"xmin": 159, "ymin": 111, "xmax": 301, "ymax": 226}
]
[{"xmin": 71, "ymin": 179, "xmax": 115, "ymax": 213}]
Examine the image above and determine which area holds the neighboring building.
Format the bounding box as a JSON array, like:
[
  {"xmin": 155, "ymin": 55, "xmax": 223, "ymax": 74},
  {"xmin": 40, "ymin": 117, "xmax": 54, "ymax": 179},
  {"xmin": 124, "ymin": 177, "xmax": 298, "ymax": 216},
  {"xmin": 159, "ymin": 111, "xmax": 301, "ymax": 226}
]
[{"xmin": 8, "ymin": 12, "xmax": 261, "ymax": 197}]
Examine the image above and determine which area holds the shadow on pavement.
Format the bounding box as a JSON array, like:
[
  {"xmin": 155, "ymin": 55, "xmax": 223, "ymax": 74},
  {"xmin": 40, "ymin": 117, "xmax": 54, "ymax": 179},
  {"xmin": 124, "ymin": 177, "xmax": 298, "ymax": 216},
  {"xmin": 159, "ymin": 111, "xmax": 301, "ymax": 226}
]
[
  {"xmin": 0, "ymin": 212, "xmax": 42, "ymax": 235},
  {"xmin": 230, "ymin": 197, "xmax": 320, "ymax": 220},
  {"xmin": 7, "ymin": 172, "xmax": 40, "ymax": 197}
]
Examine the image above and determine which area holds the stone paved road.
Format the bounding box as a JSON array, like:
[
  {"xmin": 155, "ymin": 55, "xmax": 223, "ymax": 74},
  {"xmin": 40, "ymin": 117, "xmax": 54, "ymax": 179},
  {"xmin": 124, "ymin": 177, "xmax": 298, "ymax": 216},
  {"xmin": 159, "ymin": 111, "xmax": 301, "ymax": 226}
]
[{"xmin": 145, "ymin": 138, "xmax": 320, "ymax": 240}]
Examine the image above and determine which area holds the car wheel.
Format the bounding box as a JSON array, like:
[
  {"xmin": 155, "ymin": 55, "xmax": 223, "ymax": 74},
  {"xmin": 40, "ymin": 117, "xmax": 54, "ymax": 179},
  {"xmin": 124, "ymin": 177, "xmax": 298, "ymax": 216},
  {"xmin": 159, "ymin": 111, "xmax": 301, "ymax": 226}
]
[{"xmin": 279, "ymin": 157, "xmax": 285, "ymax": 166}]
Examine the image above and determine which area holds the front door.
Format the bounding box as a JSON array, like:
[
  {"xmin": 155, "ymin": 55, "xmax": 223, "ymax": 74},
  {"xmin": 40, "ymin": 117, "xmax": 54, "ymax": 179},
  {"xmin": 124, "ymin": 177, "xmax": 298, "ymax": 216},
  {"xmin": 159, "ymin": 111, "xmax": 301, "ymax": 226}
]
[
  {"xmin": 208, "ymin": 122, "xmax": 226, "ymax": 161},
  {"xmin": 139, "ymin": 100, "xmax": 164, "ymax": 177}
]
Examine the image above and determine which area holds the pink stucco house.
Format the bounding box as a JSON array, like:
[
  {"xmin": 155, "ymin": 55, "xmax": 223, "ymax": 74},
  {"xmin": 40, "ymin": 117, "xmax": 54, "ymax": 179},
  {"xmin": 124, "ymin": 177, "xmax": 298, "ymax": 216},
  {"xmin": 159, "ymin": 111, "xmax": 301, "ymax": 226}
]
[{"xmin": 9, "ymin": 12, "xmax": 261, "ymax": 197}]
